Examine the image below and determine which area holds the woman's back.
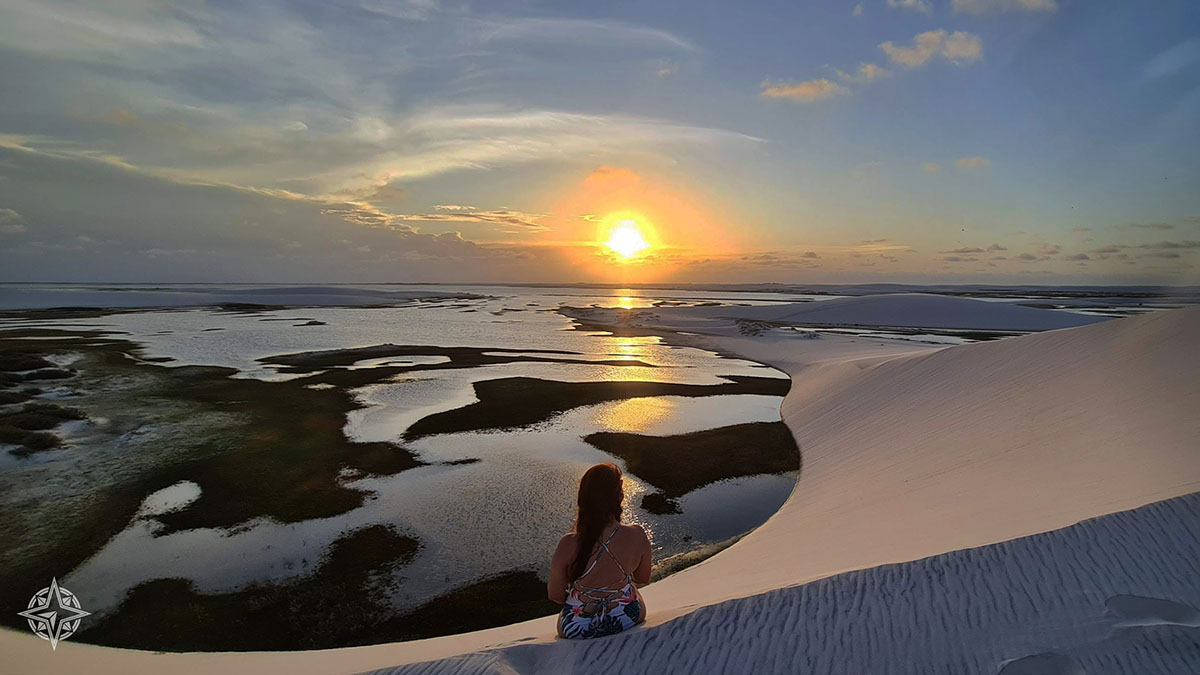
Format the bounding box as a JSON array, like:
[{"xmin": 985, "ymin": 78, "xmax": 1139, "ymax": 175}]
[
  {"xmin": 547, "ymin": 463, "xmax": 652, "ymax": 639},
  {"xmin": 563, "ymin": 524, "xmax": 648, "ymax": 590}
]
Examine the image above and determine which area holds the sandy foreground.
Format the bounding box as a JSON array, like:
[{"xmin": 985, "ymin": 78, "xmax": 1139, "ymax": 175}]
[{"xmin": 4, "ymin": 295, "xmax": 1198, "ymax": 674}]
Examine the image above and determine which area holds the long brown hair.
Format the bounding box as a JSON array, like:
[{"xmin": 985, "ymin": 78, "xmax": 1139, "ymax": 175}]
[{"xmin": 569, "ymin": 463, "xmax": 624, "ymax": 581}]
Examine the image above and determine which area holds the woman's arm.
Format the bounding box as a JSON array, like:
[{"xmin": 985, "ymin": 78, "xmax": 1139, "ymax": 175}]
[
  {"xmin": 632, "ymin": 525, "xmax": 652, "ymax": 586},
  {"xmin": 547, "ymin": 534, "xmax": 575, "ymax": 604}
]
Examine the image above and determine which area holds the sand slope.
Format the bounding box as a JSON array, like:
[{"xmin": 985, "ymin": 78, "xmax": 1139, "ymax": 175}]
[
  {"xmin": 639, "ymin": 303, "xmax": 1199, "ymax": 609},
  {"xmin": 376, "ymin": 492, "xmax": 1200, "ymax": 674},
  {"xmin": 3, "ymin": 300, "xmax": 1197, "ymax": 674}
]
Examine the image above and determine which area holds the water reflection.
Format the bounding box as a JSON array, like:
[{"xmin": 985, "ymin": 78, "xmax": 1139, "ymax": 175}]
[{"xmin": 593, "ymin": 396, "xmax": 679, "ymax": 433}]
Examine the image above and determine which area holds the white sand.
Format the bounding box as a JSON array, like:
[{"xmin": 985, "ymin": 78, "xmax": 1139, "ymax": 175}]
[
  {"xmin": 4, "ymin": 296, "xmax": 1198, "ymax": 674},
  {"xmin": 666, "ymin": 292, "xmax": 1110, "ymax": 331}
]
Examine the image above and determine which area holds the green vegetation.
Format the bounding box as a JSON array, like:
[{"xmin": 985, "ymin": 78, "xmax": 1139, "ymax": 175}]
[
  {"xmin": 78, "ymin": 525, "xmax": 421, "ymax": 651},
  {"xmin": 405, "ymin": 375, "xmax": 790, "ymax": 438},
  {"xmin": 586, "ymin": 421, "xmax": 800, "ymax": 514}
]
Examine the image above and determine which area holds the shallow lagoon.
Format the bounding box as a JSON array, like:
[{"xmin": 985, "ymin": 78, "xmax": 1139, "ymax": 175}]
[{"xmin": 0, "ymin": 287, "xmax": 800, "ymax": 643}]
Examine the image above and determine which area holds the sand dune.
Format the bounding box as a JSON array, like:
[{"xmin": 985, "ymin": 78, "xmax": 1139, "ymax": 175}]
[
  {"xmin": 643, "ymin": 292, "xmax": 1109, "ymax": 331},
  {"xmin": 373, "ymin": 493, "xmax": 1200, "ymax": 674},
  {"xmin": 3, "ymin": 298, "xmax": 1197, "ymax": 674}
]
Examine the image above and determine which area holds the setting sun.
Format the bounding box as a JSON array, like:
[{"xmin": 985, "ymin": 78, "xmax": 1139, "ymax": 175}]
[{"xmin": 604, "ymin": 220, "xmax": 651, "ymax": 259}]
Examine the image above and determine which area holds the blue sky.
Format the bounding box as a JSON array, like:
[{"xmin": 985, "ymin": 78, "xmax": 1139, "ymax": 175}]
[{"xmin": 0, "ymin": 0, "xmax": 1197, "ymax": 283}]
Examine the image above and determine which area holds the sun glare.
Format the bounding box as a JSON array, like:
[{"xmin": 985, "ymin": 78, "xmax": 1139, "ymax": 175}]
[{"xmin": 604, "ymin": 220, "xmax": 651, "ymax": 259}]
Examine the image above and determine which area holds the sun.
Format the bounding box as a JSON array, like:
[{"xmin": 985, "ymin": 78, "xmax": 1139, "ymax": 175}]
[{"xmin": 604, "ymin": 220, "xmax": 651, "ymax": 259}]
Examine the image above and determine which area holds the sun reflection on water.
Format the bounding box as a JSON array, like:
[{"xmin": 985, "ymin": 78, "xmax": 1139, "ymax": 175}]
[{"xmin": 591, "ymin": 396, "xmax": 679, "ymax": 433}]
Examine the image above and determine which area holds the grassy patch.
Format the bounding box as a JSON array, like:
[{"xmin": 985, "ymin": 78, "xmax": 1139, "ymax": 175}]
[
  {"xmin": 77, "ymin": 524, "xmax": 420, "ymax": 651},
  {"xmin": 0, "ymin": 401, "xmax": 86, "ymax": 454},
  {"xmin": 586, "ymin": 421, "xmax": 799, "ymax": 501},
  {"xmin": 0, "ymin": 326, "xmax": 428, "ymax": 640},
  {"xmin": 0, "ymin": 352, "xmax": 56, "ymax": 372},
  {"xmin": 405, "ymin": 375, "xmax": 790, "ymax": 439},
  {"xmin": 640, "ymin": 492, "xmax": 682, "ymax": 515},
  {"xmin": 261, "ymin": 342, "xmax": 657, "ymax": 374},
  {"xmin": 147, "ymin": 364, "xmax": 424, "ymax": 533},
  {"xmin": 376, "ymin": 570, "xmax": 560, "ymax": 642}
]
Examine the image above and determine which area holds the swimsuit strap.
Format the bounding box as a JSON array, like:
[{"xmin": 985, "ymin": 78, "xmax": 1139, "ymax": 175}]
[
  {"xmin": 598, "ymin": 533, "xmax": 632, "ymax": 582},
  {"xmin": 574, "ymin": 525, "xmax": 634, "ymax": 593},
  {"xmin": 576, "ymin": 525, "xmax": 624, "ymax": 583}
]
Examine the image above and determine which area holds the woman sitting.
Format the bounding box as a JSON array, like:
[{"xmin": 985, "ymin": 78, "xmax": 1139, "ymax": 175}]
[{"xmin": 547, "ymin": 462, "xmax": 652, "ymax": 639}]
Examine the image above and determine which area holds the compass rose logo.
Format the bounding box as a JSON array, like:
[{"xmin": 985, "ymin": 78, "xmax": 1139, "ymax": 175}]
[{"xmin": 18, "ymin": 578, "xmax": 91, "ymax": 650}]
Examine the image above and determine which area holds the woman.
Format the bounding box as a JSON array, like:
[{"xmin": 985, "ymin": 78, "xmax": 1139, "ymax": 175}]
[{"xmin": 548, "ymin": 463, "xmax": 652, "ymax": 639}]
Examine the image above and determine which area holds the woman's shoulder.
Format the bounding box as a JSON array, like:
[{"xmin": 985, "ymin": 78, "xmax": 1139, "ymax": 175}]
[
  {"xmin": 619, "ymin": 523, "xmax": 648, "ymax": 540},
  {"xmin": 554, "ymin": 532, "xmax": 579, "ymax": 557}
]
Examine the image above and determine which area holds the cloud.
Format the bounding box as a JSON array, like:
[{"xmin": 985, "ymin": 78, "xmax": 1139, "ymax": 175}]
[
  {"xmin": 881, "ymin": 30, "xmax": 983, "ymax": 68},
  {"xmin": 581, "ymin": 166, "xmax": 644, "ymax": 190},
  {"xmin": 0, "ymin": 0, "xmax": 205, "ymax": 59},
  {"xmin": 943, "ymin": 255, "xmax": 979, "ymax": 262},
  {"xmin": 1114, "ymin": 223, "xmax": 1175, "ymax": 231},
  {"xmin": 852, "ymin": 3, "xmax": 864, "ymax": 17},
  {"xmin": 360, "ymin": 182, "xmax": 407, "ymax": 202},
  {"xmin": 325, "ymin": 107, "xmax": 760, "ymax": 192},
  {"xmin": 358, "ymin": 0, "xmax": 439, "ymax": 21},
  {"xmin": 923, "ymin": 163, "xmax": 941, "ymax": 172},
  {"xmin": 803, "ymin": 251, "xmax": 819, "ymax": 259},
  {"xmin": 761, "ymin": 79, "xmax": 850, "ymax": 103},
  {"xmin": 1095, "ymin": 240, "xmax": 1200, "ymax": 253},
  {"xmin": 987, "ymin": 243, "xmax": 1007, "ymax": 251},
  {"xmin": 0, "ymin": 143, "xmax": 583, "ymax": 282},
  {"xmin": 654, "ymin": 59, "xmax": 679, "ymax": 77},
  {"xmin": 887, "ymin": 0, "xmax": 933, "ymax": 13},
  {"xmin": 1065, "ymin": 253, "xmax": 1090, "ymax": 261},
  {"xmin": 952, "ymin": 0, "xmax": 1057, "ymax": 15},
  {"xmin": 1142, "ymin": 240, "xmax": 1200, "ymax": 249},
  {"xmin": 1035, "ymin": 243, "xmax": 1062, "ymax": 256},
  {"xmin": 835, "ymin": 62, "xmax": 891, "ymax": 84},
  {"xmin": 1015, "ymin": 253, "xmax": 1039, "ymax": 261},
  {"xmin": 0, "ymin": 208, "xmax": 27, "ymax": 234},
  {"xmin": 391, "ymin": 207, "xmax": 549, "ymax": 232},
  {"xmin": 1144, "ymin": 40, "xmax": 1200, "ymax": 80},
  {"xmin": 941, "ymin": 247, "xmax": 985, "ymax": 253},
  {"xmin": 103, "ymin": 108, "xmax": 141, "ymax": 126},
  {"xmin": 0, "ymin": 2, "xmax": 755, "ymax": 205},
  {"xmin": 956, "ymin": 156, "xmax": 990, "ymax": 170},
  {"xmin": 474, "ymin": 18, "xmax": 696, "ymax": 52},
  {"xmin": 1071, "ymin": 226, "xmax": 1092, "ymax": 232},
  {"xmin": 1148, "ymin": 251, "xmax": 1182, "ymax": 259},
  {"xmin": 735, "ymin": 250, "xmax": 823, "ymax": 268}
]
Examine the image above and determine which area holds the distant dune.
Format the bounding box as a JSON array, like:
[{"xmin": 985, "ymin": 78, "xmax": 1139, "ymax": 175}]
[
  {"xmin": 4, "ymin": 298, "xmax": 1197, "ymax": 674},
  {"xmin": 667, "ymin": 292, "xmax": 1110, "ymax": 331}
]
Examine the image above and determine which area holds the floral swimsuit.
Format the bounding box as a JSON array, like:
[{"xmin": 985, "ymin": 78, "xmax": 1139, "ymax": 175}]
[{"xmin": 559, "ymin": 525, "xmax": 642, "ymax": 640}]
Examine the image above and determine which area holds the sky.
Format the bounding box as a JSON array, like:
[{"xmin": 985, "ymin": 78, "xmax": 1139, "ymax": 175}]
[{"xmin": 0, "ymin": 0, "xmax": 1198, "ymax": 285}]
